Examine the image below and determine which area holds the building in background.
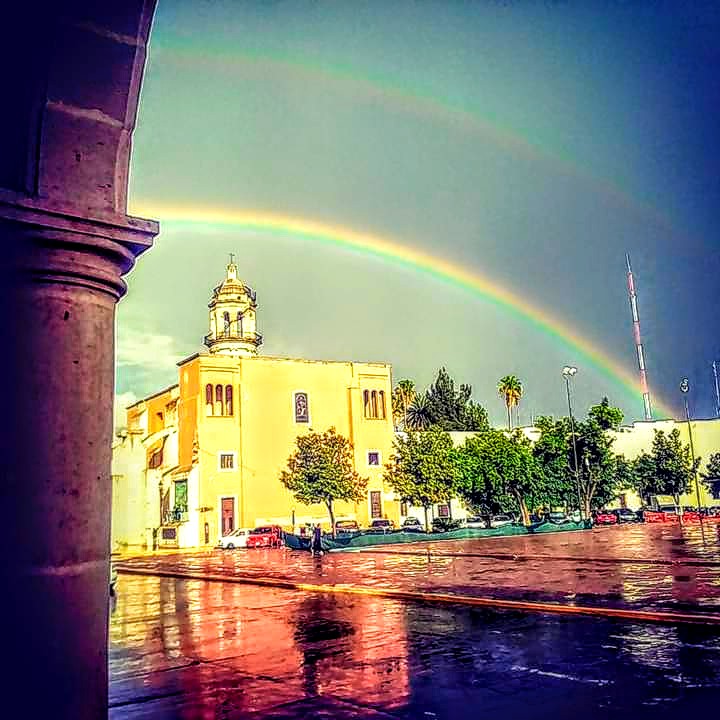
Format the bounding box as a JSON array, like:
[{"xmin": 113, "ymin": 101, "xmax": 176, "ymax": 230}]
[{"xmin": 112, "ymin": 259, "xmax": 397, "ymax": 550}]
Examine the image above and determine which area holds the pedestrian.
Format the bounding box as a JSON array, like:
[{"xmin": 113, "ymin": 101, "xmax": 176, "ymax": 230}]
[{"xmin": 311, "ymin": 524, "xmax": 323, "ymax": 556}]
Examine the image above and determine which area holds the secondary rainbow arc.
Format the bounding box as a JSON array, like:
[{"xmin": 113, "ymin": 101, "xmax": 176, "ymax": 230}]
[{"xmin": 130, "ymin": 202, "xmax": 673, "ymax": 418}]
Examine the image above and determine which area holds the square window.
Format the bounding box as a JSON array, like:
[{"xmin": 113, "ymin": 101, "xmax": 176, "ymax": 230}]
[
  {"xmin": 219, "ymin": 453, "xmax": 235, "ymax": 470},
  {"xmin": 368, "ymin": 451, "xmax": 380, "ymax": 466}
]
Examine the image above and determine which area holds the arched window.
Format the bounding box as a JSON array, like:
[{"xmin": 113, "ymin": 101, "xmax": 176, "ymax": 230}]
[
  {"xmin": 363, "ymin": 390, "xmax": 370, "ymax": 417},
  {"xmin": 223, "ymin": 311, "xmax": 230, "ymax": 336},
  {"xmin": 237, "ymin": 311, "xmax": 243, "ymax": 337},
  {"xmin": 215, "ymin": 384, "xmax": 224, "ymax": 416},
  {"xmin": 378, "ymin": 390, "xmax": 386, "ymax": 419},
  {"xmin": 371, "ymin": 391, "xmax": 378, "ymax": 418},
  {"xmin": 225, "ymin": 385, "xmax": 233, "ymax": 415},
  {"xmin": 205, "ymin": 384, "xmax": 214, "ymax": 416}
]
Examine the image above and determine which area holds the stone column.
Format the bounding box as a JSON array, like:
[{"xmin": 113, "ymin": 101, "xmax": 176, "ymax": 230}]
[{"xmin": 0, "ymin": 196, "xmax": 157, "ymax": 718}]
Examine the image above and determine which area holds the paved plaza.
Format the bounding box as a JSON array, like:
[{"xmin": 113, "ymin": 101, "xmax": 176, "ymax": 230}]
[{"xmin": 111, "ymin": 523, "xmax": 720, "ymax": 718}]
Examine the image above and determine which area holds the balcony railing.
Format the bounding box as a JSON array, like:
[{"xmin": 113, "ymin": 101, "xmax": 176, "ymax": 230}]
[
  {"xmin": 162, "ymin": 508, "xmax": 188, "ymax": 524},
  {"xmin": 204, "ymin": 330, "xmax": 263, "ymax": 348}
]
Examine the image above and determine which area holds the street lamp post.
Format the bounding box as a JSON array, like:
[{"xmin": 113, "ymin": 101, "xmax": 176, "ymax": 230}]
[
  {"xmin": 680, "ymin": 378, "xmax": 703, "ymax": 515},
  {"xmin": 562, "ymin": 366, "xmax": 583, "ymax": 520}
]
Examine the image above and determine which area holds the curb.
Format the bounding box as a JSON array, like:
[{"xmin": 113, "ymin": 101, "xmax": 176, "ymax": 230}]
[{"xmin": 116, "ymin": 565, "xmax": 720, "ymax": 626}]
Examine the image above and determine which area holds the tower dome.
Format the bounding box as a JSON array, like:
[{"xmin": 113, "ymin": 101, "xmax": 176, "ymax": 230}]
[{"xmin": 204, "ymin": 255, "xmax": 262, "ymax": 357}]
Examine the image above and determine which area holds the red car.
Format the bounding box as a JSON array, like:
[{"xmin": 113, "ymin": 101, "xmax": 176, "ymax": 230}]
[
  {"xmin": 593, "ymin": 510, "xmax": 617, "ymax": 525},
  {"xmin": 246, "ymin": 525, "xmax": 284, "ymax": 548}
]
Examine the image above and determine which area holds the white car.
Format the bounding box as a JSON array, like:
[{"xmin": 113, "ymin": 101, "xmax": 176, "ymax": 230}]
[
  {"xmin": 465, "ymin": 516, "xmax": 486, "ymax": 529},
  {"xmin": 489, "ymin": 513, "xmax": 515, "ymax": 528},
  {"xmin": 218, "ymin": 528, "xmax": 252, "ymax": 549}
]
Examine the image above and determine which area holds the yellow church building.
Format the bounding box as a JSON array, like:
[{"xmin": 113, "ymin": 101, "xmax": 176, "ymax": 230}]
[{"xmin": 112, "ymin": 259, "xmax": 398, "ymax": 550}]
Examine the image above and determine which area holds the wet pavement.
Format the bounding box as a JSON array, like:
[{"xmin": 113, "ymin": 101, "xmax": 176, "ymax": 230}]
[
  {"xmin": 117, "ymin": 523, "xmax": 720, "ymax": 615},
  {"xmin": 110, "ymin": 574, "xmax": 720, "ymax": 719}
]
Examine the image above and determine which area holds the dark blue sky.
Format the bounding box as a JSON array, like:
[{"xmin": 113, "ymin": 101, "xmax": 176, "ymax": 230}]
[{"xmin": 120, "ymin": 0, "xmax": 720, "ymax": 424}]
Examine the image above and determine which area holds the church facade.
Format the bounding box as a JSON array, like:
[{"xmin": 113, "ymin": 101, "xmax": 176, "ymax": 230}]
[{"xmin": 112, "ymin": 259, "xmax": 397, "ymax": 550}]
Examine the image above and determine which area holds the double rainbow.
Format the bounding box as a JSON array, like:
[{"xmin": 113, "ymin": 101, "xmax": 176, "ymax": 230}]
[{"xmin": 130, "ymin": 203, "xmax": 673, "ymax": 419}]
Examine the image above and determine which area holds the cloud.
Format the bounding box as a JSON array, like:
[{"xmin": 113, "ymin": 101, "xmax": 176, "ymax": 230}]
[
  {"xmin": 113, "ymin": 391, "xmax": 138, "ymax": 430},
  {"xmin": 116, "ymin": 327, "xmax": 184, "ymax": 371}
]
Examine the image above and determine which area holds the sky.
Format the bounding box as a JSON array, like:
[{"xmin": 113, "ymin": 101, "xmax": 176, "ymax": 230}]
[{"xmin": 119, "ymin": 0, "xmax": 720, "ymax": 427}]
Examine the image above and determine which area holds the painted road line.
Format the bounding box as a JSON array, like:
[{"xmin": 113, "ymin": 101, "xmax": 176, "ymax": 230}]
[{"xmin": 116, "ymin": 565, "xmax": 720, "ymax": 626}]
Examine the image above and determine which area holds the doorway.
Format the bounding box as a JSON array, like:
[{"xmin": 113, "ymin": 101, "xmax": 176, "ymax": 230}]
[{"xmin": 221, "ymin": 497, "xmax": 235, "ymax": 536}]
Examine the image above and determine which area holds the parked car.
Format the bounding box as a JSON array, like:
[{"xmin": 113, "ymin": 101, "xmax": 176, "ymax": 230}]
[
  {"xmin": 547, "ymin": 511, "xmax": 570, "ymax": 524},
  {"xmin": 465, "ymin": 516, "xmax": 486, "ymax": 529},
  {"xmin": 368, "ymin": 519, "xmax": 395, "ymax": 534},
  {"xmin": 246, "ymin": 525, "xmax": 284, "ymax": 548},
  {"xmin": 431, "ymin": 517, "xmax": 463, "ymax": 533},
  {"xmin": 593, "ymin": 510, "xmax": 617, "ymax": 525},
  {"xmin": 218, "ymin": 527, "xmax": 252, "ymax": 549},
  {"xmin": 401, "ymin": 517, "xmax": 424, "ymax": 532},
  {"xmin": 489, "ymin": 513, "xmax": 515, "ymax": 528},
  {"xmin": 334, "ymin": 520, "xmax": 360, "ymax": 536},
  {"xmin": 612, "ymin": 508, "xmax": 641, "ymax": 523}
]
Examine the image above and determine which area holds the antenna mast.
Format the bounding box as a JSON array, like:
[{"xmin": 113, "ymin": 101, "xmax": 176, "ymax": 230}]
[
  {"xmin": 626, "ymin": 254, "xmax": 652, "ymax": 420},
  {"xmin": 713, "ymin": 360, "xmax": 720, "ymax": 418}
]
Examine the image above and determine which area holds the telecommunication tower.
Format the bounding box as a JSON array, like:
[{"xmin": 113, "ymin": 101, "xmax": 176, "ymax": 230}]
[{"xmin": 626, "ymin": 254, "xmax": 653, "ymax": 420}]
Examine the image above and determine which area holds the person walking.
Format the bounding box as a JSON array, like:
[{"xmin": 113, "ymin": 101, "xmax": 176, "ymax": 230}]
[{"xmin": 311, "ymin": 524, "xmax": 323, "ymax": 556}]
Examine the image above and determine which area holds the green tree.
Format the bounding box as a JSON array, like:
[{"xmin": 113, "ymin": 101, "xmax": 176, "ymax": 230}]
[
  {"xmin": 632, "ymin": 451, "xmax": 656, "ymax": 503},
  {"xmin": 456, "ymin": 430, "xmax": 540, "ymax": 526},
  {"xmin": 383, "ymin": 427, "xmax": 459, "ymax": 530},
  {"xmin": 425, "ymin": 367, "xmax": 489, "ymax": 431},
  {"xmin": 574, "ymin": 418, "xmax": 618, "ymax": 516},
  {"xmin": 392, "ymin": 379, "xmax": 416, "ymax": 431},
  {"xmin": 532, "ymin": 416, "xmax": 576, "ymax": 508},
  {"xmin": 634, "ymin": 428, "xmax": 701, "ymax": 513},
  {"xmin": 280, "ymin": 428, "xmax": 368, "ymax": 537},
  {"xmin": 589, "ymin": 397, "xmax": 624, "ymax": 430},
  {"xmin": 406, "ymin": 391, "xmax": 433, "ymax": 430},
  {"xmin": 497, "ymin": 375, "xmax": 523, "ymax": 430},
  {"xmin": 701, "ymin": 452, "xmax": 720, "ymax": 495}
]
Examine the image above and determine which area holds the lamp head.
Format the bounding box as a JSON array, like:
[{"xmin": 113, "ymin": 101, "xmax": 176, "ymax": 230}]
[
  {"xmin": 680, "ymin": 378, "xmax": 689, "ymax": 394},
  {"xmin": 562, "ymin": 366, "xmax": 578, "ymax": 378}
]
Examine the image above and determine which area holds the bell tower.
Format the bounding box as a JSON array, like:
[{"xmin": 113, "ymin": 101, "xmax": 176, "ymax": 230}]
[{"xmin": 204, "ymin": 255, "xmax": 262, "ymax": 357}]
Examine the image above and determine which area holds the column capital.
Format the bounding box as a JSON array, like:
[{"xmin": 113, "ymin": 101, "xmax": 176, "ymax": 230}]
[{"xmin": 0, "ymin": 193, "xmax": 158, "ymax": 299}]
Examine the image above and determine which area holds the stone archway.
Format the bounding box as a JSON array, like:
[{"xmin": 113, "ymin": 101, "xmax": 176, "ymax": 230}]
[{"xmin": 0, "ymin": 4, "xmax": 159, "ymax": 718}]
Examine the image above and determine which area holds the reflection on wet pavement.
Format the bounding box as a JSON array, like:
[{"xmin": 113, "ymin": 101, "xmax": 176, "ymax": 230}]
[
  {"xmin": 117, "ymin": 524, "xmax": 720, "ymax": 614},
  {"xmin": 110, "ymin": 574, "xmax": 720, "ymax": 719}
]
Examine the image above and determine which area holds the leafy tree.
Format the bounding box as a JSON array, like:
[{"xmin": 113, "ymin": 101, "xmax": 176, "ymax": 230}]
[
  {"xmin": 497, "ymin": 375, "xmax": 523, "ymax": 430},
  {"xmin": 533, "ymin": 400, "xmax": 626, "ymax": 516},
  {"xmin": 589, "ymin": 397, "xmax": 624, "ymax": 430},
  {"xmin": 425, "ymin": 367, "xmax": 489, "ymax": 431},
  {"xmin": 701, "ymin": 452, "xmax": 720, "ymax": 495},
  {"xmin": 634, "ymin": 428, "xmax": 701, "ymax": 512},
  {"xmin": 280, "ymin": 428, "xmax": 368, "ymax": 536},
  {"xmin": 463, "ymin": 400, "xmax": 490, "ymax": 432},
  {"xmin": 406, "ymin": 391, "xmax": 433, "ymax": 430},
  {"xmin": 456, "ymin": 430, "xmax": 540, "ymax": 526},
  {"xmin": 632, "ymin": 451, "xmax": 656, "ymax": 504},
  {"xmin": 574, "ymin": 417, "xmax": 619, "ymax": 516},
  {"xmin": 383, "ymin": 428, "xmax": 459, "ymax": 530},
  {"xmin": 392, "ymin": 379, "xmax": 416, "ymax": 431},
  {"xmin": 532, "ymin": 416, "xmax": 576, "ymax": 508}
]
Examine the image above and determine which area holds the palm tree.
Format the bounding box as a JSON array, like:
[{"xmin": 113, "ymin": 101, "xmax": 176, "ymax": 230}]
[
  {"xmin": 498, "ymin": 375, "xmax": 523, "ymax": 431},
  {"xmin": 392, "ymin": 379, "xmax": 416, "ymax": 431},
  {"xmin": 405, "ymin": 392, "xmax": 433, "ymax": 430}
]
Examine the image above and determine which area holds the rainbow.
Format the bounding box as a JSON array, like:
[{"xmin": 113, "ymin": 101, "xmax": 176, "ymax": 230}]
[
  {"xmin": 152, "ymin": 42, "xmax": 683, "ymax": 240},
  {"xmin": 129, "ymin": 202, "xmax": 674, "ymax": 418}
]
